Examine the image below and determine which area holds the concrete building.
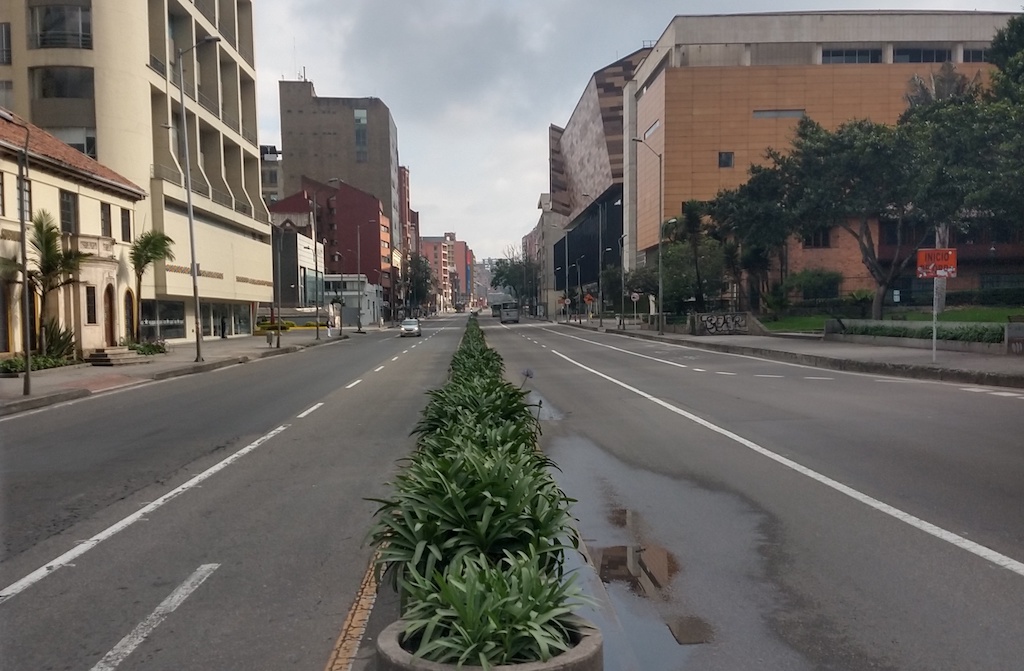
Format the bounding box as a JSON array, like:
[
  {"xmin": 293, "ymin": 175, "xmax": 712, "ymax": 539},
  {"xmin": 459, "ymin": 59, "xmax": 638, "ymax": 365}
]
[
  {"xmin": 1, "ymin": 111, "xmax": 146, "ymax": 357},
  {"xmin": 0, "ymin": 0, "xmax": 273, "ymax": 342},
  {"xmin": 260, "ymin": 144, "xmax": 284, "ymax": 204},
  {"xmin": 533, "ymin": 49, "xmax": 649, "ymax": 319},
  {"xmin": 278, "ymin": 80, "xmax": 404, "ymax": 313},
  {"xmin": 421, "ymin": 235, "xmax": 455, "ymax": 312},
  {"xmin": 623, "ymin": 11, "xmax": 1019, "ymax": 303}
]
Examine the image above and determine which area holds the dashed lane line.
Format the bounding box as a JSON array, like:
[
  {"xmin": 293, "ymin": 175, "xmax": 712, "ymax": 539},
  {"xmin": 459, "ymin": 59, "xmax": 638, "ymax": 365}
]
[
  {"xmin": 345, "ymin": 380, "xmax": 362, "ymax": 389},
  {"xmin": 297, "ymin": 403, "xmax": 323, "ymax": 418},
  {"xmin": 374, "ymin": 366, "xmax": 385, "ymax": 372}
]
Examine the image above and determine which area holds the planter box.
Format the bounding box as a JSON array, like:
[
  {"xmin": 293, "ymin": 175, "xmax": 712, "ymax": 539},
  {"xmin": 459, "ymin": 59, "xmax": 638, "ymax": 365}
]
[{"xmin": 376, "ymin": 618, "xmax": 603, "ymax": 671}]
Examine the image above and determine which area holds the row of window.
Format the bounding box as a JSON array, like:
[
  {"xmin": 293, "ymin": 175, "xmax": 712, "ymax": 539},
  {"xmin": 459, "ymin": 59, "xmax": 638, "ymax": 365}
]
[
  {"xmin": 821, "ymin": 48, "xmax": 989, "ymax": 64},
  {"xmin": 0, "ymin": 173, "xmax": 132, "ymax": 241},
  {"xmin": 0, "ymin": 7, "xmax": 93, "ymax": 65}
]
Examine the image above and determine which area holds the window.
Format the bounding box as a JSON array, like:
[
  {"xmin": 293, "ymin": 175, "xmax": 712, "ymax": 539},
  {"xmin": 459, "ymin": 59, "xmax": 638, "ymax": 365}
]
[
  {"xmin": 59, "ymin": 190, "xmax": 78, "ymax": 233},
  {"xmin": 19, "ymin": 179, "xmax": 31, "ymax": 221},
  {"xmin": 31, "ymin": 66, "xmax": 94, "ymax": 99},
  {"xmin": 822, "ymin": 49, "xmax": 881, "ymax": 64},
  {"xmin": 0, "ymin": 173, "xmax": 4, "ymax": 216},
  {"xmin": 753, "ymin": 109, "xmax": 805, "ymax": 119},
  {"xmin": 50, "ymin": 127, "xmax": 96, "ymax": 159},
  {"xmin": 803, "ymin": 228, "xmax": 831, "ymax": 248},
  {"xmin": 120, "ymin": 208, "xmax": 131, "ymax": 242},
  {"xmin": 85, "ymin": 286, "xmax": 97, "ymax": 324},
  {"xmin": 100, "ymin": 203, "xmax": 111, "ymax": 237},
  {"xmin": 31, "ymin": 5, "xmax": 92, "ymax": 49},
  {"xmin": 0, "ymin": 23, "xmax": 11, "ymax": 64},
  {"xmin": 963, "ymin": 49, "xmax": 989, "ymax": 63},
  {"xmin": 894, "ymin": 48, "xmax": 951, "ymax": 63},
  {"xmin": 718, "ymin": 152, "xmax": 734, "ymax": 169},
  {"xmin": 356, "ymin": 149, "xmax": 368, "ymax": 163},
  {"xmin": 0, "ymin": 80, "xmax": 12, "ymax": 109}
]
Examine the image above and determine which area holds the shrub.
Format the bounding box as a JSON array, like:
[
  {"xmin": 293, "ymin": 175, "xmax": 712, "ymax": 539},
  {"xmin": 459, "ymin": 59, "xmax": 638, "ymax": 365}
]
[
  {"xmin": 842, "ymin": 323, "xmax": 1004, "ymax": 343},
  {"xmin": 42, "ymin": 318, "xmax": 76, "ymax": 358},
  {"xmin": 0, "ymin": 355, "xmax": 76, "ymax": 373},
  {"xmin": 129, "ymin": 340, "xmax": 168, "ymax": 355},
  {"xmin": 367, "ymin": 314, "xmax": 586, "ymax": 669}
]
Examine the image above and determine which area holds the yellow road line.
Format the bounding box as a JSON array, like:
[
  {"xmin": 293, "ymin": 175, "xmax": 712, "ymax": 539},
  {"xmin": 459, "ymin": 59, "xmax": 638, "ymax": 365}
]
[{"xmin": 324, "ymin": 556, "xmax": 379, "ymax": 671}]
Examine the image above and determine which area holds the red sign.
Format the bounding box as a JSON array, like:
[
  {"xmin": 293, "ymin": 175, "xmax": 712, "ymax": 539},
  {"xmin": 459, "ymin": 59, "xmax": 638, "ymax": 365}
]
[
  {"xmin": 584, "ymin": 294, "xmax": 594, "ymax": 304},
  {"xmin": 917, "ymin": 248, "xmax": 957, "ymax": 279}
]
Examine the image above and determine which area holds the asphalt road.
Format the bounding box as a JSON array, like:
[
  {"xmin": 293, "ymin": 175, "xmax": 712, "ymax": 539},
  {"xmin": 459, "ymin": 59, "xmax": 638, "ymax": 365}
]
[
  {"xmin": 484, "ymin": 320, "xmax": 1024, "ymax": 671},
  {"xmin": 0, "ymin": 316, "xmax": 465, "ymax": 670}
]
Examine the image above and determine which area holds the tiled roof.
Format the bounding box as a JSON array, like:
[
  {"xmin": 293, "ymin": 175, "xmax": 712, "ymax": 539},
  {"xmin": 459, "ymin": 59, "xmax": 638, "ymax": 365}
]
[{"xmin": 0, "ymin": 109, "xmax": 145, "ymax": 199}]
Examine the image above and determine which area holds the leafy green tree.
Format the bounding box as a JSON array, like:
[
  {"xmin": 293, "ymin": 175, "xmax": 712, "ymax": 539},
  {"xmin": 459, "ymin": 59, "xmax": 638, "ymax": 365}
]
[
  {"xmin": 989, "ymin": 14, "xmax": 1024, "ymax": 103},
  {"xmin": 404, "ymin": 253, "xmax": 433, "ymax": 314},
  {"xmin": 129, "ymin": 230, "xmax": 175, "ymax": 341},
  {"xmin": 663, "ymin": 200, "xmax": 710, "ymax": 312},
  {"xmin": 904, "ymin": 61, "xmax": 981, "ymax": 108},
  {"xmin": 785, "ymin": 117, "xmax": 926, "ymax": 319},
  {"xmin": 26, "ymin": 210, "xmax": 91, "ymax": 354},
  {"xmin": 661, "ymin": 239, "xmax": 726, "ymax": 315},
  {"xmin": 489, "ymin": 254, "xmax": 541, "ymax": 306}
]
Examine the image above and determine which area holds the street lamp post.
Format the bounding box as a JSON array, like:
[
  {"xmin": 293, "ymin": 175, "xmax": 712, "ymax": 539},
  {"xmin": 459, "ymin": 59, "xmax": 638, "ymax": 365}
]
[
  {"xmin": 356, "ymin": 222, "xmax": 365, "ymax": 333},
  {"xmin": 597, "ymin": 201, "xmax": 604, "ymax": 328},
  {"xmin": 572, "ymin": 254, "xmax": 584, "ymax": 321},
  {"xmin": 179, "ymin": 35, "xmax": 221, "ymax": 361},
  {"xmin": 0, "ymin": 110, "xmax": 32, "ymax": 395},
  {"xmin": 633, "ymin": 137, "xmax": 664, "ymax": 335},
  {"xmin": 619, "ymin": 233, "xmax": 627, "ymax": 328}
]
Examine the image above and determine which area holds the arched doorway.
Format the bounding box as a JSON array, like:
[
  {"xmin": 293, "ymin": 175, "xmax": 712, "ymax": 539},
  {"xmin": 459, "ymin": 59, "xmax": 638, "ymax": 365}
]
[
  {"xmin": 124, "ymin": 290, "xmax": 135, "ymax": 342},
  {"xmin": 104, "ymin": 285, "xmax": 116, "ymax": 346}
]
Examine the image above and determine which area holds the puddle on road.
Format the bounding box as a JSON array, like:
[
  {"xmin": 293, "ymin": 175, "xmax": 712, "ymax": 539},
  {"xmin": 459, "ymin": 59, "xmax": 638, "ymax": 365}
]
[{"xmin": 545, "ymin": 432, "xmax": 815, "ymax": 671}]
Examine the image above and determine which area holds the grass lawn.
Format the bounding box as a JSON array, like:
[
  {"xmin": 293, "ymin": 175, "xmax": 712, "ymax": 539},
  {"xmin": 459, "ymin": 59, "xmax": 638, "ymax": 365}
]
[{"xmin": 761, "ymin": 305, "xmax": 1023, "ymax": 332}]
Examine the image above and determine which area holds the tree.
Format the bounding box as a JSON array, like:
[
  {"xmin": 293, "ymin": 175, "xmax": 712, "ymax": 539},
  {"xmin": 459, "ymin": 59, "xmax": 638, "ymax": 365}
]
[
  {"xmin": 404, "ymin": 254, "xmax": 433, "ymax": 315},
  {"xmin": 663, "ymin": 200, "xmax": 709, "ymax": 312},
  {"xmin": 989, "ymin": 14, "xmax": 1024, "ymax": 103},
  {"xmin": 489, "ymin": 253, "xmax": 540, "ymax": 306},
  {"xmin": 786, "ymin": 117, "xmax": 927, "ymax": 319},
  {"xmin": 660, "ymin": 238, "xmax": 726, "ymax": 315},
  {"xmin": 129, "ymin": 230, "xmax": 175, "ymax": 341},
  {"xmin": 26, "ymin": 210, "xmax": 91, "ymax": 354},
  {"xmin": 904, "ymin": 61, "xmax": 981, "ymax": 108}
]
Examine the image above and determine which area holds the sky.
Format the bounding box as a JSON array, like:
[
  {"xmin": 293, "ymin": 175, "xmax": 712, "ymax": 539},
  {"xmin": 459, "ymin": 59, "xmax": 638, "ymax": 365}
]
[{"xmin": 253, "ymin": 1, "xmax": 1021, "ymax": 260}]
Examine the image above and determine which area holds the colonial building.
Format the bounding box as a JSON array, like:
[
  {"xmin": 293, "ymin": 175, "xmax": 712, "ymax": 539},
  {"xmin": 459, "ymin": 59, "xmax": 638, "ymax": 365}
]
[{"xmin": 1, "ymin": 112, "xmax": 145, "ymax": 357}]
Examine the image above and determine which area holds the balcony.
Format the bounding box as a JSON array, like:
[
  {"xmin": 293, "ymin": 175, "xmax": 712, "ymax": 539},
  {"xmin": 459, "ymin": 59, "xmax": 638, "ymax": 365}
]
[
  {"xmin": 211, "ymin": 188, "xmax": 233, "ymax": 209},
  {"xmin": 198, "ymin": 89, "xmax": 220, "ymax": 116},
  {"xmin": 67, "ymin": 233, "xmax": 114, "ymax": 259},
  {"xmin": 32, "ymin": 31, "xmax": 93, "ymax": 49},
  {"xmin": 234, "ymin": 199, "xmax": 252, "ymax": 216},
  {"xmin": 196, "ymin": 0, "xmax": 216, "ymax": 24},
  {"xmin": 149, "ymin": 55, "xmax": 167, "ymax": 76},
  {"xmin": 151, "ymin": 163, "xmax": 182, "ymax": 185},
  {"xmin": 241, "ymin": 125, "xmax": 256, "ymax": 146}
]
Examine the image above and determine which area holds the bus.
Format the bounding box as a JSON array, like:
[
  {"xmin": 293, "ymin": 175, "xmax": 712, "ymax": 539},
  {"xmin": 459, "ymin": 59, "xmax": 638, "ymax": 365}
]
[{"xmin": 499, "ymin": 302, "xmax": 520, "ymax": 324}]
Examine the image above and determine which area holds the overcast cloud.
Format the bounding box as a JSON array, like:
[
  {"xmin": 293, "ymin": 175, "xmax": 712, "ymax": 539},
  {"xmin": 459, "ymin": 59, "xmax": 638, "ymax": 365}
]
[{"xmin": 254, "ymin": 0, "xmax": 1021, "ymax": 259}]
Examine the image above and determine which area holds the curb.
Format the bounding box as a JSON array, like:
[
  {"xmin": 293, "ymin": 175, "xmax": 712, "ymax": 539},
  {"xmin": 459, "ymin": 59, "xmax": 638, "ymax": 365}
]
[
  {"xmin": 608, "ymin": 328, "xmax": 1024, "ymax": 389},
  {"xmin": 0, "ymin": 389, "xmax": 92, "ymax": 417}
]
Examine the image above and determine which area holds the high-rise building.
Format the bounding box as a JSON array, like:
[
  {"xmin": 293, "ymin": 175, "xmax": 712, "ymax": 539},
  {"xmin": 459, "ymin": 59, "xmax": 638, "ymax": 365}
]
[
  {"xmin": 278, "ymin": 80, "xmax": 400, "ymax": 254},
  {"xmin": 0, "ymin": 0, "xmax": 272, "ymax": 342}
]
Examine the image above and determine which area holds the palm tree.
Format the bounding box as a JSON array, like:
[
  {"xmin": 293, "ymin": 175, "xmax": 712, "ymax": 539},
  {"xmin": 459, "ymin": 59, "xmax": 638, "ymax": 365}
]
[
  {"xmin": 27, "ymin": 210, "xmax": 91, "ymax": 354},
  {"xmin": 904, "ymin": 61, "xmax": 981, "ymax": 108},
  {"xmin": 129, "ymin": 230, "xmax": 175, "ymax": 342}
]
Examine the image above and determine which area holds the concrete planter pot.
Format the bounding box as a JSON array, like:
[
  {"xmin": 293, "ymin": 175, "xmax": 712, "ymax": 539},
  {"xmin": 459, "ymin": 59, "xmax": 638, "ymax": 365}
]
[{"xmin": 376, "ymin": 618, "xmax": 603, "ymax": 671}]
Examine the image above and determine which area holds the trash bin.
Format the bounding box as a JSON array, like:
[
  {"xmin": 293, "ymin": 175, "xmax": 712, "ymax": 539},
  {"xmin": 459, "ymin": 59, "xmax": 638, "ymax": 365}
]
[{"xmin": 266, "ymin": 331, "xmax": 274, "ymax": 346}]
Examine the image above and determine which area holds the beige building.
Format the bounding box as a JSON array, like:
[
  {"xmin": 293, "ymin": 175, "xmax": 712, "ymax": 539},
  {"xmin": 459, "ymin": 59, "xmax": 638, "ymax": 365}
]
[
  {"xmin": 1, "ymin": 112, "xmax": 145, "ymax": 357},
  {"xmin": 0, "ymin": 0, "xmax": 272, "ymax": 342},
  {"xmin": 624, "ymin": 10, "xmax": 1014, "ymax": 288}
]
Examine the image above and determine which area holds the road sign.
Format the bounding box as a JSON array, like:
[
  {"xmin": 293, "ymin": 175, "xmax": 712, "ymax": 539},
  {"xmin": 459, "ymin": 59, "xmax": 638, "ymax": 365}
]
[
  {"xmin": 917, "ymin": 248, "xmax": 957, "ymax": 279},
  {"xmin": 564, "ymin": 298, "xmax": 572, "ymax": 306},
  {"xmin": 631, "ymin": 292, "xmax": 640, "ymax": 303}
]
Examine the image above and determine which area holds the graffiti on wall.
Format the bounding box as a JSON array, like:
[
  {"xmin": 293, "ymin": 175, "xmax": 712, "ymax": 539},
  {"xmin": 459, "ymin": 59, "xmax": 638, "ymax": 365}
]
[{"xmin": 698, "ymin": 312, "xmax": 749, "ymax": 335}]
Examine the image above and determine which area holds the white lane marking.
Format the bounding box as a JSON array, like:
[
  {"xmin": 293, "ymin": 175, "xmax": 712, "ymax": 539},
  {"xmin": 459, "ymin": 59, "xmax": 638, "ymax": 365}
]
[
  {"xmin": 392, "ymin": 356, "xmax": 399, "ymax": 361},
  {"xmin": 715, "ymin": 371, "xmax": 737, "ymax": 376},
  {"xmin": 693, "ymin": 368, "xmax": 706, "ymax": 372},
  {"xmin": 551, "ymin": 349, "xmax": 1024, "ymax": 579},
  {"xmin": 297, "ymin": 403, "xmax": 323, "ymax": 418},
  {"xmin": 989, "ymin": 391, "xmax": 1021, "ymax": 397},
  {"xmin": 756, "ymin": 374, "xmax": 785, "ymax": 379},
  {"xmin": 805, "ymin": 376, "xmax": 834, "ymax": 381},
  {"xmin": 960, "ymin": 387, "xmax": 989, "ymax": 392},
  {"xmin": 0, "ymin": 427, "xmax": 287, "ymax": 605},
  {"xmin": 374, "ymin": 366, "xmax": 385, "ymax": 372},
  {"xmin": 345, "ymin": 380, "xmax": 362, "ymax": 389},
  {"xmin": 89, "ymin": 564, "xmax": 219, "ymax": 670},
  {"xmin": 403, "ymin": 350, "xmax": 409, "ymax": 354}
]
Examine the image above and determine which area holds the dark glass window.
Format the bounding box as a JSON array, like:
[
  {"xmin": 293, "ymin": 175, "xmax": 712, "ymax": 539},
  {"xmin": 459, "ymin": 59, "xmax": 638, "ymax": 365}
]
[
  {"xmin": 31, "ymin": 5, "xmax": 92, "ymax": 49},
  {"xmin": 100, "ymin": 202, "xmax": 111, "ymax": 237},
  {"xmin": 59, "ymin": 189, "xmax": 78, "ymax": 233},
  {"xmin": 894, "ymin": 48, "xmax": 951, "ymax": 63},
  {"xmin": 822, "ymin": 49, "xmax": 882, "ymax": 64},
  {"xmin": 963, "ymin": 49, "xmax": 989, "ymax": 63},
  {"xmin": 803, "ymin": 228, "xmax": 831, "ymax": 248},
  {"xmin": 120, "ymin": 208, "xmax": 131, "ymax": 242},
  {"xmin": 85, "ymin": 285, "xmax": 97, "ymax": 324},
  {"xmin": 718, "ymin": 152, "xmax": 734, "ymax": 169},
  {"xmin": 0, "ymin": 23, "xmax": 11, "ymax": 64},
  {"xmin": 19, "ymin": 179, "xmax": 31, "ymax": 221},
  {"xmin": 32, "ymin": 66, "xmax": 94, "ymax": 99}
]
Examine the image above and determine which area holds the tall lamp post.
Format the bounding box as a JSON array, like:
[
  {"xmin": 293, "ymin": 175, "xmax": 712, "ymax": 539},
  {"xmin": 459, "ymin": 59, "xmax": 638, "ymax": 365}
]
[
  {"xmin": 0, "ymin": 109, "xmax": 32, "ymax": 395},
  {"xmin": 572, "ymin": 254, "xmax": 584, "ymax": 321},
  {"xmin": 632, "ymin": 137, "xmax": 664, "ymax": 335},
  {"xmin": 356, "ymin": 222, "xmax": 366, "ymax": 333},
  {"xmin": 179, "ymin": 34, "xmax": 221, "ymax": 361}
]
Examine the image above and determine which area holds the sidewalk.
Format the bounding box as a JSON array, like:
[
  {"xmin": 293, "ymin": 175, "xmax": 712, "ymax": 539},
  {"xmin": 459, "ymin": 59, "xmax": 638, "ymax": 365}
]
[
  {"xmin": 0, "ymin": 326, "xmax": 387, "ymax": 417},
  {"xmin": 563, "ymin": 319, "xmax": 1024, "ymax": 389}
]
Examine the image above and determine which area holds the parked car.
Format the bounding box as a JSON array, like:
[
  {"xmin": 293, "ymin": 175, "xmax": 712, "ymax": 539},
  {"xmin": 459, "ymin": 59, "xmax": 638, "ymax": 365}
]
[{"xmin": 400, "ymin": 318, "xmax": 422, "ymax": 337}]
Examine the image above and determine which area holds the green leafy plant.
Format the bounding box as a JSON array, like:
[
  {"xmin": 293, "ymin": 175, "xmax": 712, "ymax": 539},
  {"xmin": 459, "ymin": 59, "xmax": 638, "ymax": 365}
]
[
  {"xmin": 843, "ymin": 323, "xmax": 1004, "ymax": 342},
  {"xmin": 128, "ymin": 340, "xmax": 168, "ymax": 355},
  {"xmin": 42, "ymin": 317, "xmax": 76, "ymax": 359},
  {"xmin": 399, "ymin": 551, "xmax": 591, "ymax": 669},
  {"xmin": 0, "ymin": 355, "xmax": 76, "ymax": 373}
]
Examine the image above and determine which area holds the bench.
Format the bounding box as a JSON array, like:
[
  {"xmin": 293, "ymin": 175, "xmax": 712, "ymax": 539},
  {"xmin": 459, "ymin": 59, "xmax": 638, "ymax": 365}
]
[{"xmin": 1008, "ymin": 315, "xmax": 1024, "ymax": 323}]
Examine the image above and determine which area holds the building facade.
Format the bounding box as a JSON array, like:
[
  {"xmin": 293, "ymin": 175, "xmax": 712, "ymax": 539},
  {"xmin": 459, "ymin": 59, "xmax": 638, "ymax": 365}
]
[
  {"xmin": 623, "ymin": 11, "xmax": 1019, "ymax": 300},
  {"xmin": 0, "ymin": 0, "xmax": 273, "ymax": 342},
  {"xmin": 1, "ymin": 112, "xmax": 146, "ymax": 357}
]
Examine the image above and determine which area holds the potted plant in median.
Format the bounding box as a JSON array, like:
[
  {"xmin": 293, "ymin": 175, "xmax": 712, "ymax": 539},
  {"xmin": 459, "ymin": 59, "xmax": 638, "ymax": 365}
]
[{"xmin": 368, "ymin": 317, "xmax": 602, "ymax": 670}]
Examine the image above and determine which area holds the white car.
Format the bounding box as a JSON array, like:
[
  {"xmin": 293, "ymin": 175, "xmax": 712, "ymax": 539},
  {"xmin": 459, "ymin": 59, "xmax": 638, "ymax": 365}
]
[{"xmin": 400, "ymin": 319, "xmax": 422, "ymax": 337}]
